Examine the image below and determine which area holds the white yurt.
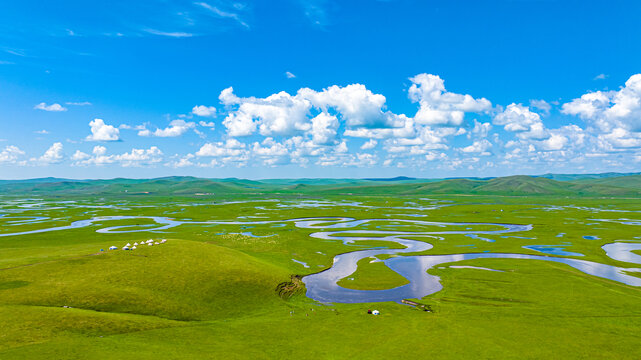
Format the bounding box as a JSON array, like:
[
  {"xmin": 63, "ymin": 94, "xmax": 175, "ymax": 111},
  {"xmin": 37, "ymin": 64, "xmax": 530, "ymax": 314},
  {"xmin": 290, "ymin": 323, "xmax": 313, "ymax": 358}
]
[
  {"xmin": 372, "ymin": 310, "xmax": 380, "ymax": 315},
  {"xmin": 109, "ymin": 246, "xmax": 117, "ymax": 250}
]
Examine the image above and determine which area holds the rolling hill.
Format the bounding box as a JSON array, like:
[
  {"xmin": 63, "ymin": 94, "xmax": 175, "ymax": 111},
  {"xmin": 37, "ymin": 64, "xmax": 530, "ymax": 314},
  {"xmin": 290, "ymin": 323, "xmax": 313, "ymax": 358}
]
[
  {"xmin": 568, "ymin": 174, "xmax": 641, "ymax": 190},
  {"xmin": 1, "ymin": 174, "xmax": 641, "ymax": 197}
]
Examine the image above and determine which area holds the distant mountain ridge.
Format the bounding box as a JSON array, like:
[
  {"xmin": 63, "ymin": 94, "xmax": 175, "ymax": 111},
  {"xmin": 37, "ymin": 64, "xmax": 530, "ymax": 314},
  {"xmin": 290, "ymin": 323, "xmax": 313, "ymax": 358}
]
[
  {"xmin": 2, "ymin": 172, "xmax": 641, "ymax": 197},
  {"xmin": 537, "ymin": 172, "xmax": 641, "ymax": 182},
  {"xmin": 362, "ymin": 176, "xmax": 416, "ymax": 181}
]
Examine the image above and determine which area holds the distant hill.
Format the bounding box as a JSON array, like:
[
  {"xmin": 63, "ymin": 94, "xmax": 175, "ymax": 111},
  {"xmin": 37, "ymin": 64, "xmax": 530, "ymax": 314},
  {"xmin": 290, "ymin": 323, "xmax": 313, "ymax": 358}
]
[
  {"xmin": 0, "ymin": 177, "xmax": 76, "ymax": 184},
  {"xmin": 568, "ymin": 174, "xmax": 641, "ymax": 190},
  {"xmin": 538, "ymin": 172, "xmax": 641, "ymax": 182},
  {"xmin": 258, "ymin": 178, "xmax": 368, "ymax": 186},
  {"xmin": 1, "ymin": 173, "xmax": 641, "ymax": 197},
  {"xmin": 305, "ymin": 175, "xmax": 641, "ymax": 197},
  {"xmin": 362, "ymin": 176, "xmax": 416, "ymax": 181}
]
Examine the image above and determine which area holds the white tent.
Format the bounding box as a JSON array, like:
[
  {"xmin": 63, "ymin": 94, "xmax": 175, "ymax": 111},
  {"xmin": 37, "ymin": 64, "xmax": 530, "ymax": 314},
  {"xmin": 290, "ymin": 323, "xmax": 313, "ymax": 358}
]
[
  {"xmin": 372, "ymin": 310, "xmax": 380, "ymax": 315},
  {"xmin": 109, "ymin": 246, "xmax": 117, "ymax": 250}
]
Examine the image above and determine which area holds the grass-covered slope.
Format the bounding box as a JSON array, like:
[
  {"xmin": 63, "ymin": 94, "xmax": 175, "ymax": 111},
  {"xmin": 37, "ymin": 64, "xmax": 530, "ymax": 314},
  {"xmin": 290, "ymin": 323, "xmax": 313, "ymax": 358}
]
[
  {"xmin": 0, "ymin": 239, "xmax": 294, "ymax": 351},
  {"xmin": 569, "ymin": 174, "xmax": 641, "ymax": 190},
  {"xmin": 475, "ymin": 175, "xmax": 638, "ymax": 196},
  {"xmin": 0, "ymin": 240, "xmax": 290, "ymax": 322},
  {"xmin": 310, "ymin": 175, "xmax": 641, "ymax": 197},
  {"xmin": 0, "ymin": 177, "xmax": 275, "ymax": 196}
]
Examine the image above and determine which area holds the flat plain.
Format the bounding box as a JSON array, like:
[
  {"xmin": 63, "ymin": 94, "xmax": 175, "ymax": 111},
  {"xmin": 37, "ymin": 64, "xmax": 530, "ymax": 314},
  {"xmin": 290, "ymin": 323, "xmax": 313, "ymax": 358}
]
[{"xmin": 1, "ymin": 176, "xmax": 641, "ymax": 359}]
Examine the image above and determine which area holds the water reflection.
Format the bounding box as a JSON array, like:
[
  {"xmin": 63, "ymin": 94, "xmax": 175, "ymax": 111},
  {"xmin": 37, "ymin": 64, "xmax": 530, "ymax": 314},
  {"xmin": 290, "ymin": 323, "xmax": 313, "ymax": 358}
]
[
  {"xmin": 602, "ymin": 242, "xmax": 641, "ymax": 265},
  {"xmin": 522, "ymin": 245, "xmax": 584, "ymax": 257},
  {"xmin": 305, "ymin": 252, "xmax": 641, "ymax": 303}
]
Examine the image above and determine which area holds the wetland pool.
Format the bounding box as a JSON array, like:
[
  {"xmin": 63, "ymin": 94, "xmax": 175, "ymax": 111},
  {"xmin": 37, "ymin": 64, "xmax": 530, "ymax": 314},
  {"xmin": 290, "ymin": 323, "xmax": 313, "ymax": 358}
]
[{"xmin": 2, "ymin": 202, "xmax": 641, "ymax": 304}]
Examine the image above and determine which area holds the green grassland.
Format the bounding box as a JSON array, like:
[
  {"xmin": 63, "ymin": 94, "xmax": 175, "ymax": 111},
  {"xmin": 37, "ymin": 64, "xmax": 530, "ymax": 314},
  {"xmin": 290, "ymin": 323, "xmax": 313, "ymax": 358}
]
[{"xmin": 1, "ymin": 176, "xmax": 641, "ymax": 359}]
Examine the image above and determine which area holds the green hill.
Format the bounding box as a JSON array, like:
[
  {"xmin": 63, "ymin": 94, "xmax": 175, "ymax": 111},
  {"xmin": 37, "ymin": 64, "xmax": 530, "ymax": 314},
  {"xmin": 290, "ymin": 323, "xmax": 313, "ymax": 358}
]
[
  {"xmin": 304, "ymin": 175, "xmax": 641, "ymax": 197},
  {"xmin": 1, "ymin": 174, "xmax": 641, "ymax": 197},
  {"xmin": 538, "ymin": 172, "xmax": 641, "ymax": 182},
  {"xmin": 569, "ymin": 174, "xmax": 641, "ymax": 190}
]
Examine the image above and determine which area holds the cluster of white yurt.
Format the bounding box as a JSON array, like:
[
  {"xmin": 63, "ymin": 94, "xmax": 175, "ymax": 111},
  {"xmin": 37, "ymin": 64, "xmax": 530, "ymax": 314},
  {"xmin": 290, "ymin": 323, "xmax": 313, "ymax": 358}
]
[{"xmin": 109, "ymin": 239, "xmax": 167, "ymax": 251}]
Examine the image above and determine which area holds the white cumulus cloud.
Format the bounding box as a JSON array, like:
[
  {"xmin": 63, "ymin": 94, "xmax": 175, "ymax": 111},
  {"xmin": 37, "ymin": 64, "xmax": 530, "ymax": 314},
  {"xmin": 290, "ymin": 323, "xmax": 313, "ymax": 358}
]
[
  {"xmin": 310, "ymin": 112, "xmax": 339, "ymax": 145},
  {"xmin": 360, "ymin": 139, "xmax": 378, "ymax": 150},
  {"xmin": 196, "ymin": 139, "xmax": 249, "ymax": 160},
  {"xmin": 192, "ymin": 105, "xmax": 217, "ymax": 117},
  {"xmin": 73, "ymin": 146, "xmax": 163, "ymax": 167},
  {"xmin": 0, "ymin": 145, "xmax": 25, "ymax": 164},
  {"xmin": 562, "ymin": 74, "xmax": 641, "ymax": 150},
  {"xmin": 37, "ymin": 142, "xmax": 64, "ymax": 164},
  {"xmin": 493, "ymin": 104, "xmax": 549, "ymax": 140},
  {"xmin": 71, "ymin": 150, "xmax": 90, "ymax": 161},
  {"xmin": 86, "ymin": 119, "xmax": 120, "ymax": 141},
  {"xmin": 408, "ymin": 74, "xmax": 491, "ymax": 127},
  {"xmin": 460, "ymin": 139, "xmax": 492, "ymax": 155},
  {"xmin": 139, "ymin": 120, "xmax": 196, "ymax": 137}
]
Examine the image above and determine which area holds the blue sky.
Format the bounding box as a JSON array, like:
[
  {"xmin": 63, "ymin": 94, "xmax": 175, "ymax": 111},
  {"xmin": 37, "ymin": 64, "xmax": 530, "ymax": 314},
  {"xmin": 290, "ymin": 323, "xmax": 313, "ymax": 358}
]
[{"xmin": 1, "ymin": 0, "xmax": 641, "ymax": 179}]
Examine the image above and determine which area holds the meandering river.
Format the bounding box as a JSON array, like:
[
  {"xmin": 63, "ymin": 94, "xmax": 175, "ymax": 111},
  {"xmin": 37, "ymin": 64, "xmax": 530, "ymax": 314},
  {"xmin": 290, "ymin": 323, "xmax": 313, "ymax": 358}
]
[{"xmin": 1, "ymin": 214, "xmax": 640, "ymax": 303}]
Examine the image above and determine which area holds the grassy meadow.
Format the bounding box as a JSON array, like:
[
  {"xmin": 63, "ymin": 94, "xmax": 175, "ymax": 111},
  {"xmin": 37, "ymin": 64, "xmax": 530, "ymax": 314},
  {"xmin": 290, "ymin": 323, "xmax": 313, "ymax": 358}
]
[{"xmin": 1, "ymin": 176, "xmax": 641, "ymax": 359}]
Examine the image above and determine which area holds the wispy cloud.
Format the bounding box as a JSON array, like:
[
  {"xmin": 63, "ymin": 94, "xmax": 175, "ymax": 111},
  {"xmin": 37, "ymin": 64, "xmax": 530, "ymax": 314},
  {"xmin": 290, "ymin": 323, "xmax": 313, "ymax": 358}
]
[
  {"xmin": 195, "ymin": 2, "xmax": 249, "ymax": 29},
  {"xmin": 34, "ymin": 103, "xmax": 67, "ymax": 112},
  {"xmin": 298, "ymin": 0, "xmax": 329, "ymax": 28},
  {"xmin": 285, "ymin": 71, "xmax": 296, "ymax": 79},
  {"xmin": 65, "ymin": 101, "xmax": 92, "ymax": 106},
  {"xmin": 594, "ymin": 73, "xmax": 608, "ymax": 80},
  {"xmin": 5, "ymin": 49, "xmax": 26, "ymax": 57},
  {"xmin": 143, "ymin": 28, "xmax": 194, "ymax": 37}
]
